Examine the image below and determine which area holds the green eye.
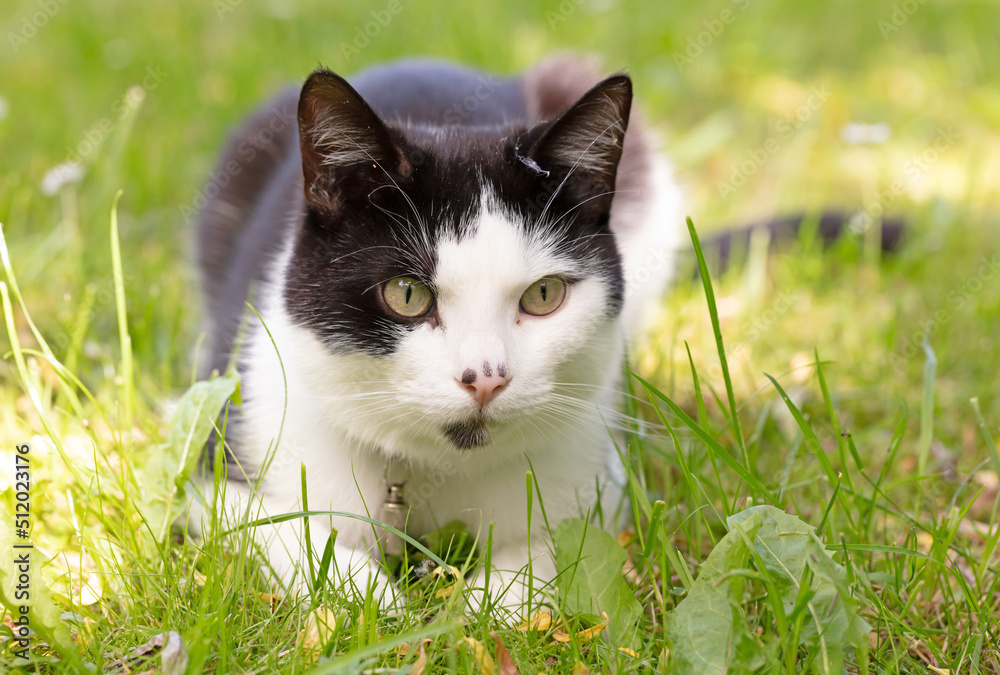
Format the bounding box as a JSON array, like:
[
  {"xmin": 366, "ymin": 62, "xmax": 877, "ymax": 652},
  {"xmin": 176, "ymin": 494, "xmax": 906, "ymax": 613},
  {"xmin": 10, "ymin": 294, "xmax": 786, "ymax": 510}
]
[
  {"xmin": 382, "ymin": 277, "xmax": 434, "ymax": 318},
  {"xmin": 520, "ymin": 277, "xmax": 567, "ymax": 316}
]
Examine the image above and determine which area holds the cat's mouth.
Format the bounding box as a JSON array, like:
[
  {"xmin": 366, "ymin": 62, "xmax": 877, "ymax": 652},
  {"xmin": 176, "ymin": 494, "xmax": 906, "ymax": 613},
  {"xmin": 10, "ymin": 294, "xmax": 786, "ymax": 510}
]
[{"xmin": 442, "ymin": 415, "xmax": 490, "ymax": 449}]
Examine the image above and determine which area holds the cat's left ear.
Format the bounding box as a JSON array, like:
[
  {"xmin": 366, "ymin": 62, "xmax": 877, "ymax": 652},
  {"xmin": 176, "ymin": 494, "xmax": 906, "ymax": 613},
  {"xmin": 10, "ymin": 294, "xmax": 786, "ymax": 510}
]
[
  {"xmin": 298, "ymin": 69, "xmax": 410, "ymax": 211},
  {"xmin": 523, "ymin": 75, "xmax": 632, "ymax": 204}
]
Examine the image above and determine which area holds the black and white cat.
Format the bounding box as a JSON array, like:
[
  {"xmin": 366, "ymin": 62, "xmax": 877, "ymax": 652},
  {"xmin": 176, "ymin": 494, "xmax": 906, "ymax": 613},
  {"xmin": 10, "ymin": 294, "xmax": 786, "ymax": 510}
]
[{"xmin": 195, "ymin": 56, "xmax": 683, "ymax": 607}]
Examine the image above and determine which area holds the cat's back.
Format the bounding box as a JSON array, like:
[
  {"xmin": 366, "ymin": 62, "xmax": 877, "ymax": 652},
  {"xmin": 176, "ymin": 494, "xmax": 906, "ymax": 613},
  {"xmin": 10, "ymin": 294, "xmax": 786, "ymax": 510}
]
[{"xmin": 349, "ymin": 59, "xmax": 528, "ymax": 126}]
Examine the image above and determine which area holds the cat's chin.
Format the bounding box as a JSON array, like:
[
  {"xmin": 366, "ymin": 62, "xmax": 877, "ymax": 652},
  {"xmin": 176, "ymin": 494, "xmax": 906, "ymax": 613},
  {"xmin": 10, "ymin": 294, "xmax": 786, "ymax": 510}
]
[{"xmin": 441, "ymin": 415, "xmax": 490, "ymax": 450}]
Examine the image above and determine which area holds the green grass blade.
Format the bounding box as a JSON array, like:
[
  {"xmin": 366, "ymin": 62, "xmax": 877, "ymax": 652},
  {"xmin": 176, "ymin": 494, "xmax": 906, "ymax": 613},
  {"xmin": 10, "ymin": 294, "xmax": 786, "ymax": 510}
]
[
  {"xmin": 686, "ymin": 216, "xmax": 749, "ymax": 466},
  {"xmin": 814, "ymin": 348, "xmax": 859, "ymax": 478},
  {"xmin": 631, "ymin": 371, "xmax": 777, "ymax": 505},
  {"xmin": 970, "ymin": 397, "xmax": 1000, "ymax": 475},
  {"xmin": 229, "ymin": 510, "xmax": 451, "ymax": 570},
  {"xmin": 110, "ymin": 190, "xmax": 134, "ymax": 434},
  {"xmin": 649, "ymin": 395, "xmax": 724, "ymax": 537},
  {"xmin": 306, "ymin": 622, "xmax": 459, "ymax": 674},
  {"xmin": 761, "ymin": 372, "xmax": 838, "ymax": 485},
  {"xmin": 0, "ymin": 283, "xmax": 81, "ymax": 482},
  {"xmin": 0, "ymin": 222, "xmax": 84, "ymax": 414},
  {"xmin": 685, "ymin": 341, "xmax": 710, "ymax": 430}
]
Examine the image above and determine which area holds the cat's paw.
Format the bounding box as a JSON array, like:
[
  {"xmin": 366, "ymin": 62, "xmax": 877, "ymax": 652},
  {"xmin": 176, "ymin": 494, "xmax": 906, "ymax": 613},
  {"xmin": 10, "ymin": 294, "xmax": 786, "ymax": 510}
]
[
  {"xmin": 462, "ymin": 553, "xmax": 556, "ymax": 622},
  {"xmin": 320, "ymin": 551, "xmax": 411, "ymax": 613},
  {"xmin": 336, "ymin": 561, "xmax": 407, "ymax": 613},
  {"xmin": 270, "ymin": 540, "xmax": 405, "ymax": 612}
]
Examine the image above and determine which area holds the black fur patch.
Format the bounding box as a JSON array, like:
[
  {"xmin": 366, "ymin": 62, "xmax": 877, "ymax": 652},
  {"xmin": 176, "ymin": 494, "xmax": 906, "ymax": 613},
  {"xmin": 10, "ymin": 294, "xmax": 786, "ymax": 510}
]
[{"xmin": 442, "ymin": 418, "xmax": 490, "ymax": 449}]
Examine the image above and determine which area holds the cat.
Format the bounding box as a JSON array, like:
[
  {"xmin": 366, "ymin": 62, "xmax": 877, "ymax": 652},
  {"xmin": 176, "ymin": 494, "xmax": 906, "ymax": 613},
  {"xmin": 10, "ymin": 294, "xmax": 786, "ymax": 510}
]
[{"xmin": 194, "ymin": 55, "xmax": 683, "ymax": 609}]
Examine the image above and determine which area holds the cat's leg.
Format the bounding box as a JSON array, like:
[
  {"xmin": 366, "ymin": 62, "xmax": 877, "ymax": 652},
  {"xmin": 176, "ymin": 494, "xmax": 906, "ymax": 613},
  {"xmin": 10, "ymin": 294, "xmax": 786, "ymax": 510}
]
[
  {"xmin": 463, "ymin": 538, "xmax": 556, "ymax": 618},
  {"xmin": 257, "ymin": 519, "xmax": 391, "ymax": 596}
]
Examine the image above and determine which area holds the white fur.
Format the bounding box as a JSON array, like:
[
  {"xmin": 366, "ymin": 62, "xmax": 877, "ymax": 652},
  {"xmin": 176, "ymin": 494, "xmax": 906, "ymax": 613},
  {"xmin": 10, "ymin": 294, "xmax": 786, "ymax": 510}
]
[
  {"xmin": 614, "ymin": 152, "xmax": 686, "ymax": 336},
  {"xmin": 549, "ymin": 114, "xmax": 625, "ymax": 175},
  {"xmin": 215, "ymin": 159, "xmax": 683, "ymax": 608},
  {"xmin": 309, "ymin": 103, "xmax": 385, "ymax": 168}
]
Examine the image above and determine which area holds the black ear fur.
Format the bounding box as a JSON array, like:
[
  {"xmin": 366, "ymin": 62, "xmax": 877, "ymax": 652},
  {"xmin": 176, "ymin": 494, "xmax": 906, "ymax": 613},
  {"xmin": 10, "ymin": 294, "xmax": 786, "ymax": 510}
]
[
  {"xmin": 524, "ymin": 75, "xmax": 633, "ymax": 203},
  {"xmin": 298, "ymin": 69, "xmax": 410, "ymax": 211}
]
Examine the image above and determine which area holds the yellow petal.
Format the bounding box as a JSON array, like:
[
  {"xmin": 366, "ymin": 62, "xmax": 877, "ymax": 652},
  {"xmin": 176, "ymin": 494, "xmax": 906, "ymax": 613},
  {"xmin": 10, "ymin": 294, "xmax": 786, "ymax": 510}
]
[
  {"xmin": 434, "ymin": 584, "xmax": 455, "ymax": 599},
  {"xmin": 514, "ymin": 609, "xmax": 552, "ymax": 632},
  {"xmin": 459, "ymin": 636, "xmax": 495, "ymax": 675},
  {"xmin": 552, "ymin": 612, "xmax": 609, "ymax": 643},
  {"xmin": 618, "ymin": 647, "xmax": 639, "ymax": 657}
]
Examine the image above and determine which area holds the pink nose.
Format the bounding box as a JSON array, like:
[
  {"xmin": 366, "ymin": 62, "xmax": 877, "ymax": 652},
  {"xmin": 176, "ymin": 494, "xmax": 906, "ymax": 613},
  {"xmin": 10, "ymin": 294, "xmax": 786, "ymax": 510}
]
[{"xmin": 458, "ymin": 362, "xmax": 510, "ymax": 408}]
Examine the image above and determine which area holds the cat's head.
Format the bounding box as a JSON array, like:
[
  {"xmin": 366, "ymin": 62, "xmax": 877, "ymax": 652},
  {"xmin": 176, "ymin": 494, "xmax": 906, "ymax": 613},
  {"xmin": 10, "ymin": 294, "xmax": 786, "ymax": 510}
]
[{"xmin": 281, "ymin": 68, "xmax": 632, "ymax": 458}]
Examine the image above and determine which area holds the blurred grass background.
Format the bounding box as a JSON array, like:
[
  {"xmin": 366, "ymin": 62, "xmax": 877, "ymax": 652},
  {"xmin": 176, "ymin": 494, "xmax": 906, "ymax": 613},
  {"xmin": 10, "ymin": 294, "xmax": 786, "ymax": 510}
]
[{"xmin": 0, "ymin": 0, "xmax": 999, "ymax": 670}]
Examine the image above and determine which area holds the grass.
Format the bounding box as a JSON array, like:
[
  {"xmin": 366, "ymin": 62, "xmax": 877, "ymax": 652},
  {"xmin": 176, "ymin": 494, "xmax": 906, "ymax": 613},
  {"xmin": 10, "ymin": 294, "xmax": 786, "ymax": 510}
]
[{"xmin": 1, "ymin": 0, "xmax": 999, "ymax": 672}]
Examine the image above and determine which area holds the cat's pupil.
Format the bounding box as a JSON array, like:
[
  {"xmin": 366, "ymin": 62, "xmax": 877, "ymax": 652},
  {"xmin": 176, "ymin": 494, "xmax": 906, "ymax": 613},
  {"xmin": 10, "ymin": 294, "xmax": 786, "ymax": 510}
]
[
  {"xmin": 405, "ymin": 285, "xmax": 412, "ymax": 304},
  {"xmin": 540, "ymin": 283, "xmax": 547, "ymax": 301}
]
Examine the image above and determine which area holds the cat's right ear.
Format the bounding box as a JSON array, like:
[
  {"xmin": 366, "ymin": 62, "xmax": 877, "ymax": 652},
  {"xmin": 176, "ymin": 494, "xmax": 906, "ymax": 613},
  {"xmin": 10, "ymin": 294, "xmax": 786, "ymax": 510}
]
[{"xmin": 298, "ymin": 69, "xmax": 410, "ymax": 211}]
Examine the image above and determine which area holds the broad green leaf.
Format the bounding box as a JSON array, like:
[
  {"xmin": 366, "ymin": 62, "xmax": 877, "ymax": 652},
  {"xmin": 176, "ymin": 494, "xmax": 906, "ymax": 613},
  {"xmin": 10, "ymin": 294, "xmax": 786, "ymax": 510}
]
[
  {"xmin": 137, "ymin": 371, "xmax": 239, "ymax": 538},
  {"xmin": 166, "ymin": 371, "xmax": 240, "ymax": 489},
  {"xmin": 553, "ymin": 518, "xmax": 642, "ymax": 649},
  {"xmin": 665, "ymin": 508, "xmax": 766, "ymax": 675},
  {"xmin": 667, "ymin": 506, "xmax": 870, "ymax": 675},
  {"xmin": 728, "ymin": 506, "xmax": 870, "ymax": 675}
]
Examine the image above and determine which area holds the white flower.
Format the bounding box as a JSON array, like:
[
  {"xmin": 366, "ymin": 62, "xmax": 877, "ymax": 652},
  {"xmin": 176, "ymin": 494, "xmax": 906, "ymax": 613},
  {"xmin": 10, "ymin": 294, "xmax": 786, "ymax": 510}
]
[
  {"xmin": 40, "ymin": 160, "xmax": 84, "ymax": 196},
  {"xmin": 840, "ymin": 122, "xmax": 891, "ymax": 145}
]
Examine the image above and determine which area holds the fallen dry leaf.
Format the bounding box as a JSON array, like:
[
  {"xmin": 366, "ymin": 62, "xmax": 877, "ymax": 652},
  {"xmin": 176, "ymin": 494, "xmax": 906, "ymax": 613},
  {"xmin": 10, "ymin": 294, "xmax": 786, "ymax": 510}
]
[
  {"xmin": 411, "ymin": 641, "xmax": 428, "ymax": 675},
  {"xmin": 431, "ymin": 565, "xmax": 462, "ymax": 598},
  {"xmin": 432, "ymin": 564, "xmax": 462, "ymax": 578},
  {"xmin": 296, "ymin": 605, "xmax": 343, "ymax": 656},
  {"xmin": 108, "ymin": 631, "xmax": 188, "ymax": 675},
  {"xmin": 513, "ymin": 608, "xmax": 552, "ymax": 632},
  {"xmin": 160, "ymin": 632, "xmax": 189, "ymax": 675},
  {"xmin": 491, "ymin": 632, "xmax": 520, "ymax": 675},
  {"xmin": 552, "ymin": 612, "xmax": 609, "ymax": 644},
  {"xmin": 398, "ymin": 638, "xmax": 432, "ymax": 658},
  {"xmin": 459, "ymin": 636, "xmax": 495, "ymax": 674}
]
